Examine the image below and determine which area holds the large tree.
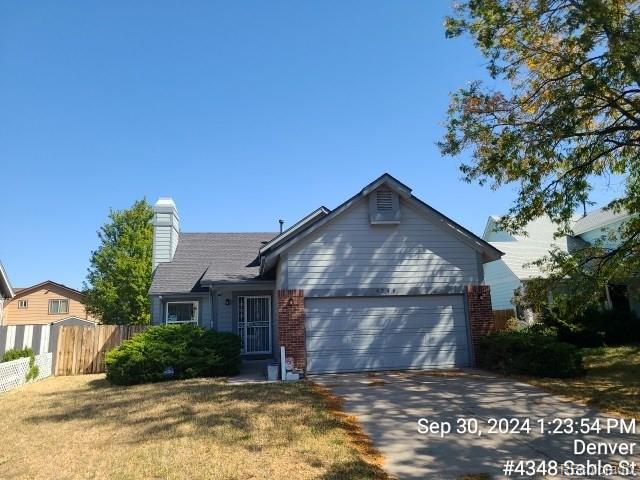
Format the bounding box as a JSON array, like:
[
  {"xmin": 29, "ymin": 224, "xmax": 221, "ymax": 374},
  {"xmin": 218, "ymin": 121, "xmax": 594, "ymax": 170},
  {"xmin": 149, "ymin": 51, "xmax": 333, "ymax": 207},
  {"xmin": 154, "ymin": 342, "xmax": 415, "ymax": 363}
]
[
  {"xmin": 440, "ymin": 0, "xmax": 640, "ymax": 312},
  {"xmin": 83, "ymin": 199, "xmax": 154, "ymax": 324}
]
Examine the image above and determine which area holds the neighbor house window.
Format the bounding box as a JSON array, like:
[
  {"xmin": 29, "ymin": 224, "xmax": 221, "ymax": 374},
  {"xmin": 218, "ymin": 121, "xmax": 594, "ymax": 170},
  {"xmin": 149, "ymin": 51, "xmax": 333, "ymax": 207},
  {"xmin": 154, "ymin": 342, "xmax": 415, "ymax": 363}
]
[
  {"xmin": 49, "ymin": 299, "xmax": 69, "ymax": 315},
  {"xmin": 18, "ymin": 300, "xmax": 28, "ymax": 309},
  {"xmin": 165, "ymin": 301, "xmax": 198, "ymax": 324}
]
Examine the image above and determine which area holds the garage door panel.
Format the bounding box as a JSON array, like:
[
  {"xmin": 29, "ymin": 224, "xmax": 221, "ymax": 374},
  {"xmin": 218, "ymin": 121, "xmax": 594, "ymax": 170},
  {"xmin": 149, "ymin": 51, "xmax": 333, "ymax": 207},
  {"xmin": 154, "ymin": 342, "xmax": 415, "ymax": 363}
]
[
  {"xmin": 306, "ymin": 328, "xmax": 469, "ymax": 350},
  {"xmin": 307, "ymin": 346, "xmax": 470, "ymax": 373},
  {"xmin": 305, "ymin": 318, "xmax": 466, "ymax": 336},
  {"xmin": 305, "ymin": 295, "xmax": 471, "ymax": 373},
  {"xmin": 305, "ymin": 309, "xmax": 466, "ymax": 331}
]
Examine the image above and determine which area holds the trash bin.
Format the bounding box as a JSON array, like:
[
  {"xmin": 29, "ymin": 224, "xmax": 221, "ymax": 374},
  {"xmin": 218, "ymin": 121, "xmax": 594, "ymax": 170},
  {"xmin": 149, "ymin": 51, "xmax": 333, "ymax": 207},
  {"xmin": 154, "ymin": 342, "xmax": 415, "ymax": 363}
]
[{"xmin": 267, "ymin": 364, "xmax": 279, "ymax": 381}]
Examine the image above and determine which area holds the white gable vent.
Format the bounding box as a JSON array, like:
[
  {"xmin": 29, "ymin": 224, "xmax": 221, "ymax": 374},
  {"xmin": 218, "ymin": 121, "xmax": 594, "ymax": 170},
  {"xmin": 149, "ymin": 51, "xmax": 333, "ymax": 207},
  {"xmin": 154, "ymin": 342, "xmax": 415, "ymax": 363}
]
[{"xmin": 369, "ymin": 188, "xmax": 401, "ymax": 224}]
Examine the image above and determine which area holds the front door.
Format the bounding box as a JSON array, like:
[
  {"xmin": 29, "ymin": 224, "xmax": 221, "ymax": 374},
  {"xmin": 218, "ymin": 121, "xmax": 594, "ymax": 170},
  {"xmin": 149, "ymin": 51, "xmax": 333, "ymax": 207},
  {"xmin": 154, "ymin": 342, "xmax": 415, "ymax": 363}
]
[{"xmin": 238, "ymin": 296, "xmax": 272, "ymax": 354}]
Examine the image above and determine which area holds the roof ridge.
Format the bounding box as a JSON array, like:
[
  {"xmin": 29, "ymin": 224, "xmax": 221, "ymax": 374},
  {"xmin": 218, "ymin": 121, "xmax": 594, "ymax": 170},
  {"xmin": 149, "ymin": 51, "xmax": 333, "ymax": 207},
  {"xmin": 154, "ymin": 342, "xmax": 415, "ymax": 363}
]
[{"xmin": 179, "ymin": 231, "xmax": 278, "ymax": 235}]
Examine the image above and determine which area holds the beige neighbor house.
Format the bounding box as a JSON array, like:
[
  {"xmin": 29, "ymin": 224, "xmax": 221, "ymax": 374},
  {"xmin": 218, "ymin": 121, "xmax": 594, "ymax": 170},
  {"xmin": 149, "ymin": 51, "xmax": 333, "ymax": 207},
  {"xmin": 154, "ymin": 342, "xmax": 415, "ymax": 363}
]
[{"xmin": 2, "ymin": 280, "xmax": 97, "ymax": 326}]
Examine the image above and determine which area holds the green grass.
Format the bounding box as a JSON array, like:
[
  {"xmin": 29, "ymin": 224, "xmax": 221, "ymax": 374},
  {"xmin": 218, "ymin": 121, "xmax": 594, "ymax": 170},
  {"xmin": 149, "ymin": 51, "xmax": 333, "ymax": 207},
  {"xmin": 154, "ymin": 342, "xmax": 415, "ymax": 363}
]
[
  {"xmin": 523, "ymin": 344, "xmax": 640, "ymax": 418},
  {"xmin": 0, "ymin": 375, "xmax": 389, "ymax": 480}
]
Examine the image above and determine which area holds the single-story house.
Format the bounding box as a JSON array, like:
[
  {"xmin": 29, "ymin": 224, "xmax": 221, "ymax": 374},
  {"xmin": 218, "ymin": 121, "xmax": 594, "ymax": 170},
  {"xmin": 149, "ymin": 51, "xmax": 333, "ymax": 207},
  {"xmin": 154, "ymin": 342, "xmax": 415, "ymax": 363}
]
[
  {"xmin": 2, "ymin": 280, "xmax": 98, "ymax": 326},
  {"xmin": 483, "ymin": 208, "xmax": 639, "ymax": 317},
  {"xmin": 149, "ymin": 174, "xmax": 502, "ymax": 374}
]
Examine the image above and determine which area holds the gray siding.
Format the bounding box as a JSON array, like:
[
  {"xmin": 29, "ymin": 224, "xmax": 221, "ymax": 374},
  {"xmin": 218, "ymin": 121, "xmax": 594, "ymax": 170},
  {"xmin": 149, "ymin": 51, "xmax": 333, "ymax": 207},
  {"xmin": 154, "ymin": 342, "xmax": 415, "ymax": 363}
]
[
  {"xmin": 152, "ymin": 203, "xmax": 180, "ymax": 269},
  {"xmin": 217, "ymin": 291, "xmax": 234, "ymax": 332},
  {"xmin": 284, "ymin": 198, "xmax": 481, "ymax": 293},
  {"xmin": 202, "ymin": 293, "xmax": 213, "ymax": 329},
  {"xmin": 153, "ymin": 223, "xmax": 179, "ymax": 265}
]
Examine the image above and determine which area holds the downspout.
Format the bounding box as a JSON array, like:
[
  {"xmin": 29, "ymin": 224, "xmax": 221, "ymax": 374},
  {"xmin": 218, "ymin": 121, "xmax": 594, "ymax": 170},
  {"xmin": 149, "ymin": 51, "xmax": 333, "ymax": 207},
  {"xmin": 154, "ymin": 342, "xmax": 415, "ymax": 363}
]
[
  {"xmin": 209, "ymin": 287, "xmax": 215, "ymax": 330},
  {"xmin": 605, "ymin": 284, "xmax": 613, "ymax": 310}
]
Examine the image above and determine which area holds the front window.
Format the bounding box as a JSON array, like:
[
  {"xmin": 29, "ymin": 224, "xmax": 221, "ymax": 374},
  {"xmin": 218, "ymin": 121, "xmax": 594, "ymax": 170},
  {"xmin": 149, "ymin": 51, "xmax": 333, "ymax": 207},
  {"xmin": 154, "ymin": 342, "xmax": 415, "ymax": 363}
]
[
  {"xmin": 49, "ymin": 299, "xmax": 69, "ymax": 315},
  {"xmin": 18, "ymin": 300, "xmax": 28, "ymax": 309},
  {"xmin": 166, "ymin": 301, "xmax": 198, "ymax": 324}
]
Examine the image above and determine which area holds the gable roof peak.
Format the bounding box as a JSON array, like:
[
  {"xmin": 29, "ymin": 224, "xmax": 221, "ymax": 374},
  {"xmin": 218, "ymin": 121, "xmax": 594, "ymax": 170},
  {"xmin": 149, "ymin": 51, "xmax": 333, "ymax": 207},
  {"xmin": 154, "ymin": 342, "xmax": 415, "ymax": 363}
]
[
  {"xmin": 361, "ymin": 173, "xmax": 412, "ymax": 199},
  {"xmin": 11, "ymin": 280, "xmax": 84, "ymax": 299}
]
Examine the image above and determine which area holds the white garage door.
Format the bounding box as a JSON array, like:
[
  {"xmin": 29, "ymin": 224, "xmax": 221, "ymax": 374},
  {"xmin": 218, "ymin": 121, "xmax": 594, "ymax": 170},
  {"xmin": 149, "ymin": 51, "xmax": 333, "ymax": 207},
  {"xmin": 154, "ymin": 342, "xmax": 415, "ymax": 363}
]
[{"xmin": 305, "ymin": 295, "xmax": 471, "ymax": 374}]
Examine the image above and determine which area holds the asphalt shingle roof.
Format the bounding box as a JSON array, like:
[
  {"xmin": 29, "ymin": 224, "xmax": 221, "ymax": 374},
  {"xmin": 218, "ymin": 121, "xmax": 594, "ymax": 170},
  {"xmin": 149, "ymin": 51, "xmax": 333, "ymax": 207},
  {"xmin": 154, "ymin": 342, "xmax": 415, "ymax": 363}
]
[
  {"xmin": 573, "ymin": 207, "xmax": 630, "ymax": 235},
  {"xmin": 149, "ymin": 232, "xmax": 277, "ymax": 294}
]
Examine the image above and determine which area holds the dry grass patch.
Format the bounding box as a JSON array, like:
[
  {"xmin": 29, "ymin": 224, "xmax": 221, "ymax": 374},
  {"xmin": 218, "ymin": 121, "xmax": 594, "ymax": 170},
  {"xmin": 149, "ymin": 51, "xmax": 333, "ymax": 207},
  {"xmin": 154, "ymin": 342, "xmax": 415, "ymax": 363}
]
[
  {"xmin": 311, "ymin": 384, "xmax": 388, "ymax": 478},
  {"xmin": 522, "ymin": 344, "xmax": 640, "ymax": 419},
  {"xmin": 0, "ymin": 375, "xmax": 388, "ymax": 480}
]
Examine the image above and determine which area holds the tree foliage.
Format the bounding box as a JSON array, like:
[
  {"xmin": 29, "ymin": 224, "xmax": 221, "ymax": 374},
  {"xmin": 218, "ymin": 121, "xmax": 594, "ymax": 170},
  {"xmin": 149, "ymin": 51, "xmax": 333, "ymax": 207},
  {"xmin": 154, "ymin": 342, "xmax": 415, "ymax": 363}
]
[
  {"xmin": 440, "ymin": 0, "xmax": 640, "ymax": 313},
  {"xmin": 83, "ymin": 200, "xmax": 153, "ymax": 324}
]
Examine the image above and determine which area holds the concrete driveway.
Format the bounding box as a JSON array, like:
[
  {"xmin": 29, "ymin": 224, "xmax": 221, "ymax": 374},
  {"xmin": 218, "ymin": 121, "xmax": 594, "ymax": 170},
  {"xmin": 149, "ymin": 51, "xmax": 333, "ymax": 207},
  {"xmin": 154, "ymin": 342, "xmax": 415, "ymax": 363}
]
[{"xmin": 313, "ymin": 370, "xmax": 638, "ymax": 479}]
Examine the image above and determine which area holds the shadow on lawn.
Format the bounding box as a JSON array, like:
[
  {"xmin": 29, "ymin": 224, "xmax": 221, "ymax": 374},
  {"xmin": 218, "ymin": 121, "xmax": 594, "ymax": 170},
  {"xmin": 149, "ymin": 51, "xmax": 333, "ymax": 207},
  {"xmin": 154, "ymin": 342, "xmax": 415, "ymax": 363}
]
[
  {"xmin": 28, "ymin": 378, "xmax": 335, "ymax": 445},
  {"xmin": 526, "ymin": 345, "xmax": 640, "ymax": 418},
  {"xmin": 24, "ymin": 376, "xmax": 389, "ymax": 479}
]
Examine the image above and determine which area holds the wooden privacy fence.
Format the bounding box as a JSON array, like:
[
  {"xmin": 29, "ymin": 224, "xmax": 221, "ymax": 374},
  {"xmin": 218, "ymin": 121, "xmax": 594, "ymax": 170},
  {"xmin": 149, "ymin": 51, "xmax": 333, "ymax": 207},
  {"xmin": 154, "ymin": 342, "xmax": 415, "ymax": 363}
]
[
  {"xmin": 493, "ymin": 309, "xmax": 517, "ymax": 331},
  {"xmin": 55, "ymin": 325, "xmax": 148, "ymax": 376}
]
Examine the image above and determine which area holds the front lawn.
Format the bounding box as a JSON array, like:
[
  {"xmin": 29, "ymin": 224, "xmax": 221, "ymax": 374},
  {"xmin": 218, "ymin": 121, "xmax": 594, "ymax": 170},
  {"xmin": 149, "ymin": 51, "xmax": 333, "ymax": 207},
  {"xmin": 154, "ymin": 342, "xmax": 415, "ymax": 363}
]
[
  {"xmin": 0, "ymin": 375, "xmax": 388, "ymax": 480},
  {"xmin": 523, "ymin": 344, "xmax": 640, "ymax": 419}
]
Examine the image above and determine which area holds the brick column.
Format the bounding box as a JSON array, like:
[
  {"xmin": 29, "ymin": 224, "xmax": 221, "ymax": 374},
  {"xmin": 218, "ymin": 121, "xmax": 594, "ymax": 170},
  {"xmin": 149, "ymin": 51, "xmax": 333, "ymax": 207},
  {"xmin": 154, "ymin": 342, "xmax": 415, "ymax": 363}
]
[
  {"xmin": 277, "ymin": 290, "xmax": 306, "ymax": 371},
  {"xmin": 465, "ymin": 284, "xmax": 494, "ymax": 361}
]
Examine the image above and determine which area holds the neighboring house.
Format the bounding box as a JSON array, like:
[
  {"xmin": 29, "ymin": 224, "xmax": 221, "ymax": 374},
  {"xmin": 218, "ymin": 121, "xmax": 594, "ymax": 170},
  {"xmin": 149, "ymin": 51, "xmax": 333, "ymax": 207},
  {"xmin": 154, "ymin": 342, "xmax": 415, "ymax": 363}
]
[
  {"xmin": 483, "ymin": 207, "xmax": 639, "ymax": 316},
  {"xmin": 2, "ymin": 281, "xmax": 97, "ymax": 326},
  {"xmin": 149, "ymin": 174, "xmax": 502, "ymax": 374},
  {"xmin": 0, "ymin": 261, "xmax": 15, "ymax": 326}
]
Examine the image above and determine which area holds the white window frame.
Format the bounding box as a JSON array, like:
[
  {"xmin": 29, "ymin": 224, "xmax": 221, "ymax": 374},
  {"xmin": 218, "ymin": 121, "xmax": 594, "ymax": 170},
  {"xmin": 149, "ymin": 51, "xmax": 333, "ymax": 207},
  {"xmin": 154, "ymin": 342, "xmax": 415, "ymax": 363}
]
[
  {"xmin": 48, "ymin": 299, "xmax": 69, "ymax": 315},
  {"xmin": 18, "ymin": 299, "xmax": 29, "ymax": 309},
  {"xmin": 165, "ymin": 301, "xmax": 199, "ymax": 325}
]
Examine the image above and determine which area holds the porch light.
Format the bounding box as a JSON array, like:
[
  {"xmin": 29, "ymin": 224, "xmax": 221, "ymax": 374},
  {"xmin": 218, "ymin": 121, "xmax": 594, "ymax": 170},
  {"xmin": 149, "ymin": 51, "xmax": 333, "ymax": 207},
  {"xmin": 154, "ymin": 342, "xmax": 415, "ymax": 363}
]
[
  {"xmin": 225, "ymin": 299, "xmax": 230, "ymax": 306},
  {"xmin": 287, "ymin": 298, "xmax": 294, "ymax": 307}
]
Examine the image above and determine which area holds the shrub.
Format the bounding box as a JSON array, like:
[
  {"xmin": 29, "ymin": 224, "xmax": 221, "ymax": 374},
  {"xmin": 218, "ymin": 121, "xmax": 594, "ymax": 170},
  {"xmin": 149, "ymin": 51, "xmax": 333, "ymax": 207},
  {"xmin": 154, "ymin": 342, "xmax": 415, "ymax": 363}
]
[
  {"xmin": 1, "ymin": 348, "xmax": 39, "ymax": 381},
  {"xmin": 25, "ymin": 355, "xmax": 39, "ymax": 381},
  {"xmin": 522, "ymin": 322, "xmax": 558, "ymax": 337},
  {"xmin": 477, "ymin": 330, "xmax": 584, "ymax": 378},
  {"xmin": 503, "ymin": 318, "xmax": 522, "ymax": 332},
  {"xmin": 543, "ymin": 306, "xmax": 640, "ymax": 347},
  {"xmin": 105, "ymin": 324, "xmax": 241, "ymax": 385},
  {"xmin": 581, "ymin": 308, "xmax": 640, "ymax": 345},
  {"xmin": 2, "ymin": 347, "xmax": 34, "ymax": 363}
]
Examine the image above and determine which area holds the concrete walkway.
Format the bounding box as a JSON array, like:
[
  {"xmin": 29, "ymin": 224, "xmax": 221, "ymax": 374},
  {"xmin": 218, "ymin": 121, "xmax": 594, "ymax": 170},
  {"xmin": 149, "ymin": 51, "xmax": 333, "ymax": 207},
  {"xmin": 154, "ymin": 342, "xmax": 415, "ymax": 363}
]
[
  {"xmin": 313, "ymin": 370, "xmax": 638, "ymax": 479},
  {"xmin": 226, "ymin": 359, "xmax": 272, "ymax": 384}
]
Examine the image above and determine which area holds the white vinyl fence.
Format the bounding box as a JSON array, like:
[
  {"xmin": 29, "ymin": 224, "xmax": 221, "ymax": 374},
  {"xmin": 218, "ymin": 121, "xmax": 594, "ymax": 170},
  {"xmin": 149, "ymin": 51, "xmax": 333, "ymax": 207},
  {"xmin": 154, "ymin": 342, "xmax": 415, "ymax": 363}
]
[
  {"xmin": 0, "ymin": 324, "xmax": 52, "ymax": 357},
  {"xmin": 0, "ymin": 352, "xmax": 53, "ymax": 393}
]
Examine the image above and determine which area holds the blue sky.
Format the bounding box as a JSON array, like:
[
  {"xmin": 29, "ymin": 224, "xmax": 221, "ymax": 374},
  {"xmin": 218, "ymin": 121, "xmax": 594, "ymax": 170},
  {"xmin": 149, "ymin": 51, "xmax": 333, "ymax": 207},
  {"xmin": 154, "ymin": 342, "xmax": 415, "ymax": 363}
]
[{"xmin": 0, "ymin": 1, "xmax": 625, "ymax": 289}]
